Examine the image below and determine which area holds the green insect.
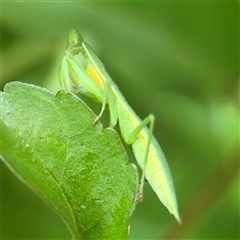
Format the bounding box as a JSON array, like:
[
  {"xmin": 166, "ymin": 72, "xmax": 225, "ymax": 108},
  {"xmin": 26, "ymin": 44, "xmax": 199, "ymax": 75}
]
[{"xmin": 59, "ymin": 29, "xmax": 181, "ymax": 223}]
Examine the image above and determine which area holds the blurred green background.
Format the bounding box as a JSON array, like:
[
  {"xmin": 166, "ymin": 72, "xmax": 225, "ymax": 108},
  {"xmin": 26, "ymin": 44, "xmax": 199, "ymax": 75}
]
[{"xmin": 1, "ymin": 1, "xmax": 239, "ymax": 239}]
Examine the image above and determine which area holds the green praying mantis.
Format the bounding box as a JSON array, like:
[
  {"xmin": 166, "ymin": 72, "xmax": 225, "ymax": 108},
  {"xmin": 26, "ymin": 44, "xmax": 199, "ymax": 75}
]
[{"xmin": 59, "ymin": 29, "xmax": 181, "ymax": 223}]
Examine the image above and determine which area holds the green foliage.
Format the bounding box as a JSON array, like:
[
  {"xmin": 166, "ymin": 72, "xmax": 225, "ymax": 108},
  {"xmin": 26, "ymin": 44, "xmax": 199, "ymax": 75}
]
[
  {"xmin": 1, "ymin": 2, "xmax": 239, "ymax": 239},
  {"xmin": 0, "ymin": 81, "xmax": 138, "ymax": 239}
]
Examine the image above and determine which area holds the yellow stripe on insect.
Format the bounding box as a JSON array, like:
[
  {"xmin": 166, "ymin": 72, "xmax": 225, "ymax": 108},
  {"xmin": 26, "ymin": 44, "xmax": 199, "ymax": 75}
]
[{"xmin": 86, "ymin": 64, "xmax": 104, "ymax": 90}]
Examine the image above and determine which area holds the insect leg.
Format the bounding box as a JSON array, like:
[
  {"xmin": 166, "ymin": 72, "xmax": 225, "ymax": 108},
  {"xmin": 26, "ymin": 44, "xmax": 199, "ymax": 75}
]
[
  {"xmin": 92, "ymin": 80, "xmax": 111, "ymax": 126},
  {"xmin": 126, "ymin": 114, "xmax": 155, "ymax": 202}
]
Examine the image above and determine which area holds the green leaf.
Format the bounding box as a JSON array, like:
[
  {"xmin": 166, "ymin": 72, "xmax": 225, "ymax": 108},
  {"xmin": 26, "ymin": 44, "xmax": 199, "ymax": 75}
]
[{"xmin": 0, "ymin": 81, "xmax": 138, "ymax": 239}]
